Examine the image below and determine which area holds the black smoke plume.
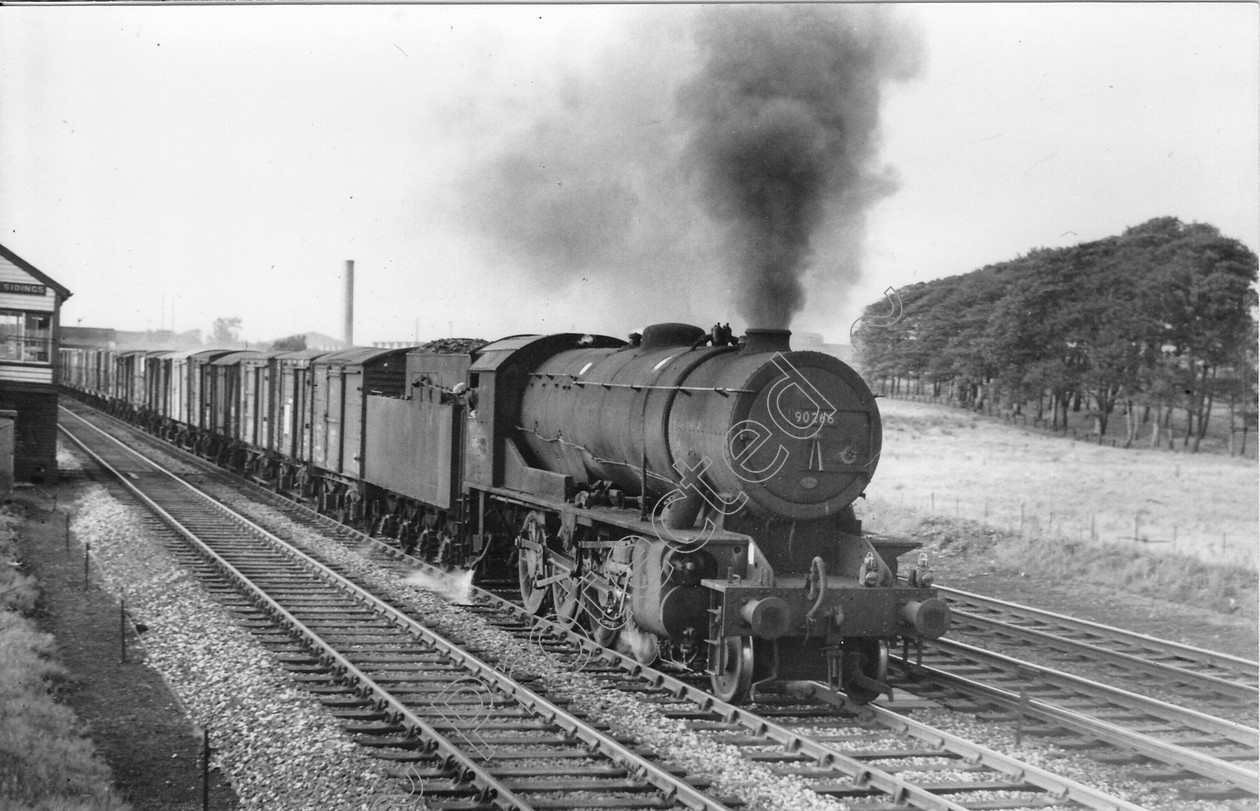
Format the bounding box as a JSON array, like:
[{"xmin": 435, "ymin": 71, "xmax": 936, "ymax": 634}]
[
  {"xmin": 457, "ymin": 7, "xmax": 920, "ymax": 334},
  {"xmin": 679, "ymin": 5, "xmax": 922, "ymax": 329}
]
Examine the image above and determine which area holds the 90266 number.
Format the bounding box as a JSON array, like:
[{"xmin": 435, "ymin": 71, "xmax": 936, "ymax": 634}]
[{"xmin": 794, "ymin": 409, "xmax": 835, "ymax": 426}]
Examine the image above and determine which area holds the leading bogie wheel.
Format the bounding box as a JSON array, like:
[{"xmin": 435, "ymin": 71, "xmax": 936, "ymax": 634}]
[
  {"xmin": 711, "ymin": 636, "xmax": 754, "ymax": 703},
  {"xmin": 840, "ymin": 638, "xmax": 889, "ymax": 704}
]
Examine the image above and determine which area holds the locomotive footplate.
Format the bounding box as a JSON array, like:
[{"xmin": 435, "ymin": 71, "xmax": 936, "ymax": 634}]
[{"xmin": 701, "ymin": 577, "xmax": 950, "ymax": 642}]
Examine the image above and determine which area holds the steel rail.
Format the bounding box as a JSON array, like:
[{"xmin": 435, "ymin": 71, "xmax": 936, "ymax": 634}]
[
  {"xmin": 466, "ymin": 600, "xmax": 1154, "ymax": 811},
  {"xmin": 256, "ymin": 510, "xmax": 1153, "ymax": 811},
  {"xmin": 917, "ymin": 637, "xmax": 1259, "ymax": 746},
  {"xmin": 60, "ymin": 422, "xmax": 534, "ymax": 809},
  {"xmin": 939, "ymin": 585, "xmax": 1259, "ymax": 698},
  {"xmin": 206, "ymin": 478, "xmax": 1122, "ymax": 811},
  {"xmin": 61, "ymin": 412, "xmax": 731, "ymax": 811},
  {"xmin": 901, "ymin": 646, "xmax": 1258, "ymax": 793},
  {"xmin": 58, "ymin": 400, "xmax": 1158, "ymax": 811},
  {"xmin": 800, "ymin": 683, "xmax": 1153, "ymax": 811}
]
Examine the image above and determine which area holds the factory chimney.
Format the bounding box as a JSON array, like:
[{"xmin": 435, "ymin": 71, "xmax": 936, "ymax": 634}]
[{"xmin": 343, "ymin": 260, "xmax": 354, "ymax": 346}]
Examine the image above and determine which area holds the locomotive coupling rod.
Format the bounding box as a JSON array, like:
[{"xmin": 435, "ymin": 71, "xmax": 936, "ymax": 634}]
[{"xmin": 533, "ymin": 572, "xmax": 568, "ymax": 588}]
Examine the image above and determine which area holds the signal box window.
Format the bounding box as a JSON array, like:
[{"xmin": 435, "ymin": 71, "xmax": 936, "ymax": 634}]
[{"xmin": 0, "ymin": 311, "xmax": 52, "ymax": 363}]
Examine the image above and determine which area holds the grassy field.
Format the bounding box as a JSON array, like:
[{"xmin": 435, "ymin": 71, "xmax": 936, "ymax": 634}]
[
  {"xmin": 857, "ymin": 398, "xmax": 1259, "ymax": 572},
  {"xmin": 876, "ymin": 391, "xmax": 1257, "ymax": 459}
]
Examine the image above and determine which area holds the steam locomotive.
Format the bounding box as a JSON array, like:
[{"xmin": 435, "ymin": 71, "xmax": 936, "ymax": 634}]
[{"xmin": 60, "ymin": 322, "xmax": 949, "ymax": 703}]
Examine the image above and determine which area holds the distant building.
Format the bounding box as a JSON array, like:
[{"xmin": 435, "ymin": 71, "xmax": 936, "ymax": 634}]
[
  {"xmin": 296, "ymin": 332, "xmax": 350, "ymax": 351},
  {"xmin": 61, "ymin": 326, "xmax": 117, "ymax": 350},
  {"xmin": 64, "ymin": 326, "xmax": 211, "ymax": 352},
  {"xmin": 115, "ymin": 329, "xmax": 205, "ymax": 350},
  {"xmin": 0, "ymin": 243, "xmax": 72, "ymax": 483}
]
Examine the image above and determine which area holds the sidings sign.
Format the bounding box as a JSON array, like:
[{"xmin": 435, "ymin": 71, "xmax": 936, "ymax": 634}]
[{"xmin": 0, "ymin": 282, "xmax": 47, "ymax": 296}]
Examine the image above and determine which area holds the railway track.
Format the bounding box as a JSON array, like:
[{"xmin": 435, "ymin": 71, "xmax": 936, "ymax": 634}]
[
  {"xmin": 939, "ymin": 587, "xmax": 1259, "ymax": 710},
  {"xmin": 60, "ymin": 399, "xmax": 1164, "ymax": 811},
  {"xmin": 885, "ymin": 589, "xmax": 1260, "ymax": 800},
  {"xmin": 61, "ymin": 408, "xmax": 733, "ymax": 811},
  {"xmin": 889, "ymin": 644, "xmax": 1257, "ymax": 801}
]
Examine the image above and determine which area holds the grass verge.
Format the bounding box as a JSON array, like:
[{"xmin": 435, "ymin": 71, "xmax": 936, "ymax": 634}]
[
  {"xmin": 866, "ymin": 498, "xmax": 1258, "ymax": 624},
  {"xmin": 0, "ymin": 503, "xmax": 131, "ymax": 811}
]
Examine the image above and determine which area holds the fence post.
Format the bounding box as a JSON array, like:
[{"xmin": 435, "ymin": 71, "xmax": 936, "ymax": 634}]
[{"xmin": 203, "ymin": 728, "xmax": 210, "ymax": 811}]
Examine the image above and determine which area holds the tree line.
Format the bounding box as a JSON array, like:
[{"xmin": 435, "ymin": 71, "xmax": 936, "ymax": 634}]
[{"xmin": 854, "ymin": 217, "xmax": 1259, "ymax": 454}]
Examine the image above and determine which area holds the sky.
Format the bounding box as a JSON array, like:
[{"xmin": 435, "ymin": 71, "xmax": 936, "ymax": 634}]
[{"xmin": 1, "ymin": 3, "xmax": 1256, "ymax": 347}]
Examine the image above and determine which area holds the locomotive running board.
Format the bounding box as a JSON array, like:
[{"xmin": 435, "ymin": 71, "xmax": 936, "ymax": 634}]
[{"xmin": 485, "ymin": 485, "xmax": 754, "ymax": 547}]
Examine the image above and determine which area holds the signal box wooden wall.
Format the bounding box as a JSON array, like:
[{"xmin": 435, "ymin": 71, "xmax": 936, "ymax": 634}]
[{"xmin": 0, "ymin": 243, "xmax": 72, "ymax": 483}]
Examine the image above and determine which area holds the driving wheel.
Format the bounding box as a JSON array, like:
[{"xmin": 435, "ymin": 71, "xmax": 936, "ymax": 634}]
[
  {"xmin": 550, "ymin": 562, "xmax": 581, "ymax": 628},
  {"xmin": 517, "ymin": 512, "xmax": 552, "ymax": 615}
]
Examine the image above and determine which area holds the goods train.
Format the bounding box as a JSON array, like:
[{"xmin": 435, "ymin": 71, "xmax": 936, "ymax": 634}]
[{"xmin": 59, "ymin": 323, "xmax": 950, "ymax": 703}]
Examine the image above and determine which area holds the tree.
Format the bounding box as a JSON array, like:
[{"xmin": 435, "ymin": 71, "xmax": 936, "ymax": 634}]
[
  {"xmin": 211, "ymin": 317, "xmax": 242, "ymax": 345},
  {"xmin": 1142, "ymin": 222, "xmax": 1258, "ymax": 450},
  {"xmin": 989, "ymin": 250, "xmax": 1088, "ymax": 429},
  {"xmin": 270, "ymin": 333, "xmax": 307, "ymax": 352},
  {"xmin": 855, "ymin": 216, "xmax": 1258, "ymax": 453}
]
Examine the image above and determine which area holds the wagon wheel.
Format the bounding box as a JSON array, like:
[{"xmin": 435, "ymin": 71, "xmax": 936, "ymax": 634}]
[
  {"xmin": 711, "ymin": 636, "xmax": 754, "ymax": 703},
  {"xmin": 839, "ymin": 638, "xmax": 889, "ymax": 704},
  {"xmin": 517, "ymin": 512, "xmax": 552, "ymax": 615}
]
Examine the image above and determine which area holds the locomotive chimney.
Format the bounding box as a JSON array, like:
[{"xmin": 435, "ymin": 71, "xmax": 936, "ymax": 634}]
[
  {"xmin": 743, "ymin": 328, "xmax": 792, "ymax": 354},
  {"xmin": 343, "ymin": 259, "xmax": 354, "ymax": 346}
]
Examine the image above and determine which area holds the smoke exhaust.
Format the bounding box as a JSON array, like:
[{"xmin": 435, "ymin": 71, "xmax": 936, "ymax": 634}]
[
  {"xmin": 681, "ymin": 6, "xmax": 923, "ymax": 329},
  {"xmin": 743, "ymin": 328, "xmax": 792, "ymax": 354}
]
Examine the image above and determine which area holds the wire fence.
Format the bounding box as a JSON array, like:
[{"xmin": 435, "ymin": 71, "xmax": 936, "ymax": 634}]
[
  {"xmin": 880, "ymin": 392, "xmax": 1258, "ymax": 459},
  {"xmin": 879, "ymin": 489, "xmax": 1257, "ymax": 571}
]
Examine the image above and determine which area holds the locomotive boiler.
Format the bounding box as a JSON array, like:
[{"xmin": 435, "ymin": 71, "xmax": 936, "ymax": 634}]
[{"xmin": 466, "ymin": 322, "xmax": 949, "ymax": 702}]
